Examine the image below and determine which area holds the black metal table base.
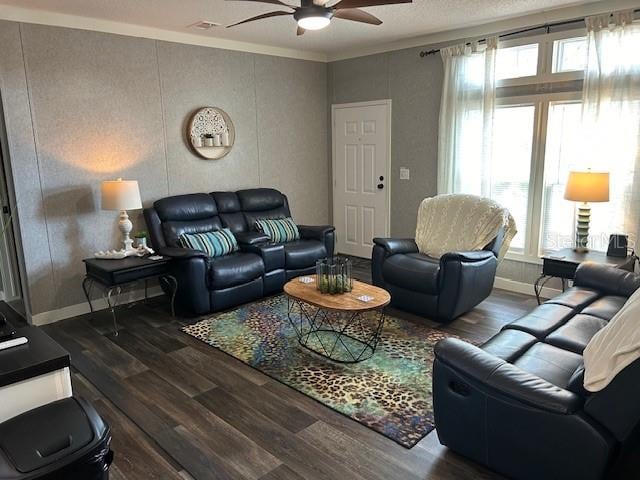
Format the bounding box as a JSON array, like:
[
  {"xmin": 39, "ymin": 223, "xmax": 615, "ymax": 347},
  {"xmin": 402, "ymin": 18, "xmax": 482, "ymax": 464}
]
[
  {"xmin": 82, "ymin": 275, "xmax": 177, "ymax": 335},
  {"xmin": 533, "ymin": 274, "xmax": 567, "ymax": 305},
  {"xmin": 286, "ymin": 297, "xmax": 385, "ymax": 363}
]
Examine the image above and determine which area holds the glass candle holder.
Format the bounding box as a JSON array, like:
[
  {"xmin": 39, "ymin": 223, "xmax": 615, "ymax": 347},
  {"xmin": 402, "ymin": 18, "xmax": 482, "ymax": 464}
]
[{"xmin": 316, "ymin": 257, "xmax": 353, "ymax": 294}]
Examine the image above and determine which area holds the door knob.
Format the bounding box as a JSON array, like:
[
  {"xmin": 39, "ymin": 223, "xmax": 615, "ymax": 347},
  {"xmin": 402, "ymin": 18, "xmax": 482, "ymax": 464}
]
[{"xmin": 377, "ymin": 183, "xmax": 384, "ymax": 190}]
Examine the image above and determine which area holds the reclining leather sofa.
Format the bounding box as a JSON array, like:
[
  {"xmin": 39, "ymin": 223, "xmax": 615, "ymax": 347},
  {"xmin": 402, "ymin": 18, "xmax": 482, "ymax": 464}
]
[
  {"xmin": 144, "ymin": 188, "xmax": 334, "ymax": 315},
  {"xmin": 371, "ymin": 228, "xmax": 505, "ymax": 321},
  {"xmin": 433, "ymin": 263, "xmax": 640, "ymax": 480}
]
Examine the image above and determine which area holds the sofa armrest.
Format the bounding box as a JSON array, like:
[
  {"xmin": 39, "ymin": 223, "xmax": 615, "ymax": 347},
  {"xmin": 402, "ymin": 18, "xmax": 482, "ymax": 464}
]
[
  {"xmin": 574, "ymin": 263, "xmax": 640, "ymax": 298},
  {"xmin": 298, "ymin": 224, "xmax": 335, "ymax": 257},
  {"xmin": 483, "ymin": 225, "xmax": 506, "ymax": 257},
  {"xmin": 440, "ymin": 250, "xmax": 495, "ymax": 263},
  {"xmin": 437, "ymin": 251, "xmax": 497, "ymax": 320},
  {"xmin": 235, "ymin": 231, "xmax": 270, "ymax": 246},
  {"xmin": 158, "ymin": 246, "xmax": 208, "ymax": 259},
  {"xmin": 372, "ymin": 238, "xmax": 418, "ymax": 256},
  {"xmin": 298, "ymin": 225, "xmax": 335, "ymax": 241},
  {"xmin": 435, "ymin": 338, "xmax": 583, "ymax": 414}
]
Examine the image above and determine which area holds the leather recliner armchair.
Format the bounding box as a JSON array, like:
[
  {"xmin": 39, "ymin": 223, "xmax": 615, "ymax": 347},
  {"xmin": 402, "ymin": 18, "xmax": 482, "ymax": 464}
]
[
  {"xmin": 433, "ymin": 264, "xmax": 640, "ymax": 480},
  {"xmin": 144, "ymin": 188, "xmax": 335, "ymax": 315},
  {"xmin": 371, "ymin": 228, "xmax": 505, "ymax": 321}
]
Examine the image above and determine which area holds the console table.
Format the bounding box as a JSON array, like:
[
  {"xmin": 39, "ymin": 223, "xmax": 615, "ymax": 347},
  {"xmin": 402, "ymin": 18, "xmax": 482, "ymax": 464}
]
[
  {"xmin": 82, "ymin": 256, "xmax": 177, "ymax": 335},
  {"xmin": 534, "ymin": 248, "xmax": 636, "ymax": 304}
]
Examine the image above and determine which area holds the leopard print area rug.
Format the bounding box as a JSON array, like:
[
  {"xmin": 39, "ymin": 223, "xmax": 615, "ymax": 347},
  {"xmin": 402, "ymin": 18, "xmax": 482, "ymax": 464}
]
[{"xmin": 181, "ymin": 294, "xmax": 457, "ymax": 448}]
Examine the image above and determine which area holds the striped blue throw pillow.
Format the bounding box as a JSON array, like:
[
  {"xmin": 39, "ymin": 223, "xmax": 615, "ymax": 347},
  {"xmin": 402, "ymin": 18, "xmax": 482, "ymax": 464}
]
[
  {"xmin": 255, "ymin": 217, "xmax": 300, "ymax": 243},
  {"xmin": 177, "ymin": 228, "xmax": 238, "ymax": 257}
]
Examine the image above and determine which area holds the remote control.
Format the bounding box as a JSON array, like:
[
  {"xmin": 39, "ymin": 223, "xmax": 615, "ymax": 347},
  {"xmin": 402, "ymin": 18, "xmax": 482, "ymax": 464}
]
[{"xmin": 0, "ymin": 337, "xmax": 28, "ymax": 351}]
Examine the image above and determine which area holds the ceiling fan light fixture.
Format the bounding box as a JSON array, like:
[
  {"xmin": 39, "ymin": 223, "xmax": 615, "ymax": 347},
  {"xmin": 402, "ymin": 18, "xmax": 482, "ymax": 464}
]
[
  {"xmin": 297, "ymin": 15, "xmax": 331, "ymax": 30},
  {"xmin": 294, "ymin": 7, "xmax": 331, "ymax": 30}
]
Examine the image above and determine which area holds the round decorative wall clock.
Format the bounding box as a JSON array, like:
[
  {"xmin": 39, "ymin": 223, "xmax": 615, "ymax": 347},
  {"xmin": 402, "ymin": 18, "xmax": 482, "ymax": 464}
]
[{"xmin": 187, "ymin": 106, "xmax": 235, "ymax": 160}]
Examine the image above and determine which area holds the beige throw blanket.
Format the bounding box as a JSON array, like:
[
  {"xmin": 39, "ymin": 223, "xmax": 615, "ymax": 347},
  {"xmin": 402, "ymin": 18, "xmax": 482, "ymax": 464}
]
[
  {"xmin": 415, "ymin": 194, "xmax": 516, "ymax": 260},
  {"xmin": 583, "ymin": 287, "xmax": 640, "ymax": 392}
]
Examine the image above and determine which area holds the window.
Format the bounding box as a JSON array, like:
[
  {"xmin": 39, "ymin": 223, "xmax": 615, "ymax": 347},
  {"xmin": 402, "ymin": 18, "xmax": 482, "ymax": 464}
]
[
  {"xmin": 444, "ymin": 24, "xmax": 640, "ymax": 261},
  {"xmin": 488, "ymin": 32, "xmax": 591, "ymax": 260},
  {"xmin": 539, "ymin": 99, "xmax": 633, "ymax": 253},
  {"xmin": 483, "ymin": 30, "xmax": 637, "ymax": 261},
  {"xmin": 495, "ymin": 43, "xmax": 538, "ymax": 80},
  {"xmin": 540, "ymin": 102, "xmax": 583, "ymax": 251},
  {"xmin": 552, "ymin": 37, "xmax": 588, "ymax": 73},
  {"xmin": 491, "ymin": 105, "xmax": 535, "ymax": 251}
]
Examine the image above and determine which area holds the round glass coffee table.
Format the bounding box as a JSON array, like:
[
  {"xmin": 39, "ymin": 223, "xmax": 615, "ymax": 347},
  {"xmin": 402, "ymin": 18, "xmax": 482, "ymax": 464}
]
[{"xmin": 284, "ymin": 275, "xmax": 391, "ymax": 363}]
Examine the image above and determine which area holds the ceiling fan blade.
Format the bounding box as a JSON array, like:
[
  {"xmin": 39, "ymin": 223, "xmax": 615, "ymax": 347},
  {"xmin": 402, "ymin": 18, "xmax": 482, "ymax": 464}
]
[
  {"xmin": 227, "ymin": 10, "xmax": 292, "ymax": 28},
  {"xmin": 333, "ymin": 8, "xmax": 382, "ymax": 25},
  {"xmin": 333, "ymin": 0, "xmax": 411, "ymax": 9},
  {"xmin": 226, "ymin": 0, "xmax": 294, "ymax": 8},
  {"xmin": 297, "ymin": 26, "xmax": 306, "ymax": 35},
  {"xmin": 313, "ymin": 0, "xmax": 332, "ymax": 4}
]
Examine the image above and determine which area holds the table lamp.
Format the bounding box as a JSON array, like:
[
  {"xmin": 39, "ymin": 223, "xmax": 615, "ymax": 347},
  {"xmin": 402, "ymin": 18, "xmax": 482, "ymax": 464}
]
[
  {"xmin": 564, "ymin": 170, "xmax": 609, "ymax": 252},
  {"xmin": 101, "ymin": 178, "xmax": 142, "ymax": 251}
]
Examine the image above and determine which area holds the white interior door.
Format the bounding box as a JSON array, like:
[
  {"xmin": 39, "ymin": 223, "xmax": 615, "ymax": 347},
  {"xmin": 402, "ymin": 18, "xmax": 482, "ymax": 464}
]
[{"xmin": 332, "ymin": 100, "xmax": 390, "ymax": 259}]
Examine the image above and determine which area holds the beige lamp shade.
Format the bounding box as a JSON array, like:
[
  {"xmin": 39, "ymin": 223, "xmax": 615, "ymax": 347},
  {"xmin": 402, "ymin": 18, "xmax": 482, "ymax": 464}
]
[
  {"xmin": 564, "ymin": 171, "xmax": 610, "ymax": 203},
  {"xmin": 101, "ymin": 178, "xmax": 142, "ymax": 211}
]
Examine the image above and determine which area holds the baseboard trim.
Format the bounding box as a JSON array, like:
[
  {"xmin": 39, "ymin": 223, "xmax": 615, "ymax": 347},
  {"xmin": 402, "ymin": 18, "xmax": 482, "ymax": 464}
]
[
  {"xmin": 31, "ymin": 277, "xmax": 556, "ymax": 325},
  {"xmin": 494, "ymin": 276, "xmax": 561, "ymax": 300},
  {"xmin": 31, "ymin": 286, "xmax": 164, "ymax": 326}
]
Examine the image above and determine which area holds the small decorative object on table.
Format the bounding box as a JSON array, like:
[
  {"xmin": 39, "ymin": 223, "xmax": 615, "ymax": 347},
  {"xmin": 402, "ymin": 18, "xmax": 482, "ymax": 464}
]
[
  {"xmin": 134, "ymin": 230, "xmax": 148, "ymax": 249},
  {"xmin": 93, "ymin": 250, "xmax": 127, "ymax": 260},
  {"xmin": 316, "ymin": 256, "xmax": 352, "ymax": 294}
]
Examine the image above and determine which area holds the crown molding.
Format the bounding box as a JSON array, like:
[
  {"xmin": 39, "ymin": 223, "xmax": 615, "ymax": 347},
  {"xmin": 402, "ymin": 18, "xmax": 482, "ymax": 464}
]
[
  {"xmin": 326, "ymin": 0, "xmax": 640, "ymax": 61},
  {"xmin": 0, "ymin": 4, "xmax": 328, "ymax": 62},
  {"xmin": 0, "ymin": 0, "xmax": 637, "ymax": 64}
]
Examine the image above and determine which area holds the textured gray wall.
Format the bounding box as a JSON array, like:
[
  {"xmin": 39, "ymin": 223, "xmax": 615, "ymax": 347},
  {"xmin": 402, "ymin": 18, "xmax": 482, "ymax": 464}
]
[
  {"xmin": 328, "ymin": 48, "xmax": 442, "ymax": 238},
  {"xmin": 328, "ymin": 48, "xmax": 543, "ymax": 285},
  {"xmin": 0, "ymin": 21, "xmax": 328, "ymax": 317}
]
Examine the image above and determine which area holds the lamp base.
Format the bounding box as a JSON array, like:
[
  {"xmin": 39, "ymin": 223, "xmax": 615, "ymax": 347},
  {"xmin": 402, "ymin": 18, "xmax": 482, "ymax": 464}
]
[
  {"xmin": 118, "ymin": 210, "xmax": 134, "ymax": 251},
  {"xmin": 574, "ymin": 202, "xmax": 591, "ymax": 252}
]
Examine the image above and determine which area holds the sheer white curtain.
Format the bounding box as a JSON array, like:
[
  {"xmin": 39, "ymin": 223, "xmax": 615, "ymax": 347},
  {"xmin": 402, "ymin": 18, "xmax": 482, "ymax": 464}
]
[
  {"xmin": 437, "ymin": 37, "xmax": 498, "ymax": 195},
  {"xmin": 581, "ymin": 10, "xmax": 640, "ymax": 250}
]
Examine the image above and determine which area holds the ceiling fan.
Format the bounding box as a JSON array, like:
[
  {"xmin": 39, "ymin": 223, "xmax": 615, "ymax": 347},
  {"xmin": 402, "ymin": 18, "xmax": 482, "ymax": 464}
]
[{"xmin": 226, "ymin": 0, "xmax": 412, "ymax": 35}]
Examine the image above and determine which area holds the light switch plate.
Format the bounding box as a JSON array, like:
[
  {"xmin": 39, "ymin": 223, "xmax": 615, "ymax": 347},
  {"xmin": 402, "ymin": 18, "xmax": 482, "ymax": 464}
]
[{"xmin": 400, "ymin": 168, "xmax": 410, "ymax": 180}]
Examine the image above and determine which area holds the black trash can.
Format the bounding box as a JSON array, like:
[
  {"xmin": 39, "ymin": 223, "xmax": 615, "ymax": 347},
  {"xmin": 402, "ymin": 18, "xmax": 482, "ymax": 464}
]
[{"xmin": 0, "ymin": 396, "xmax": 113, "ymax": 479}]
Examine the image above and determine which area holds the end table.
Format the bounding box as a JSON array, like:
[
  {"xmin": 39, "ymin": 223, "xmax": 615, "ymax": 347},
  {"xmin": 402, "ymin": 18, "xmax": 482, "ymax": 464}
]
[
  {"xmin": 534, "ymin": 247, "xmax": 636, "ymax": 304},
  {"xmin": 82, "ymin": 256, "xmax": 177, "ymax": 335}
]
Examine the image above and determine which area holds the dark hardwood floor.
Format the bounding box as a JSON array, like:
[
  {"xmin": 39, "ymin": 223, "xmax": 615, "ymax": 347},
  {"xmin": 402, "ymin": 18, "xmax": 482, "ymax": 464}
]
[{"xmin": 43, "ymin": 258, "xmax": 538, "ymax": 480}]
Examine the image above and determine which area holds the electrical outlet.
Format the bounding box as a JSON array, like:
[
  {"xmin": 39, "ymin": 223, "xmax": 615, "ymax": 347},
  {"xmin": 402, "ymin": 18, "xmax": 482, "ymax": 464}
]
[{"xmin": 400, "ymin": 168, "xmax": 410, "ymax": 180}]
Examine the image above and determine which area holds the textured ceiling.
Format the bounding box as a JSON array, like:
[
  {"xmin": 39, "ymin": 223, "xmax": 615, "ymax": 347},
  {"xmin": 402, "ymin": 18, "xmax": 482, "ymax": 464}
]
[{"xmin": 1, "ymin": 0, "xmax": 603, "ymax": 55}]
